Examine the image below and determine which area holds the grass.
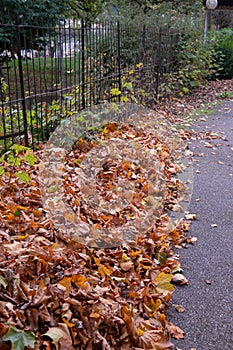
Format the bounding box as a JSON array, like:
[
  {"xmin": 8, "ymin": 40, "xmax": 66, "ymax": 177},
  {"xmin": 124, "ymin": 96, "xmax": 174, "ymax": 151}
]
[{"xmin": 2, "ymin": 55, "xmax": 82, "ymax": 101}]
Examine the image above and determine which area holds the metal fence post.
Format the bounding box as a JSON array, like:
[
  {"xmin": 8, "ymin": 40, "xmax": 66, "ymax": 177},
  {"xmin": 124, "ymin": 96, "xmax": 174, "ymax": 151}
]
[
  {"xmin": 81, "ymin": 18, "xmax": 86, "ymax": 109},
  {"xmin": 117, "ymin": 21, "xmax": 121, "ymax": 99},
  {"xmin": 155, "ymin": 27, "xmax": 162, "ymax": 99},
  {"xmin": 15, "ymin": 15, "xmax": 29, "ymax": 147}
]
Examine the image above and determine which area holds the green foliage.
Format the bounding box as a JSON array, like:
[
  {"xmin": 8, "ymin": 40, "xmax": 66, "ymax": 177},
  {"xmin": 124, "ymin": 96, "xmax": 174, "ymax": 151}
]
[
  {"xmin": 15, "ymin": 171, "xmax": 31, "ymax": 184},
  {"xmin": 216, "ymin": 91, "xmax": 233, "ymax": 99},
  {"xmin": 109, "ymin": 0, "xmax": 204, "ymax": 27},
  {"xmin": 0, "ymin": 0, "xmax": 67, "ymax": 25},
  {"xmin": 160, "ymin": 31, "xmax": 222, "ymax": 97},
  {"xmin": 68, "ymin": 0, "xmax": 105, "ymax": 21},
  {"xmin": 0, "ymin": 77, "xmax": 8, "ymax": 99},
  {"xmin": 0, "ymin": 0, "xmax": 68, "ymax": 52},
  {"xmin": 211, "ymin": 28, "xmax": 233, "ymax": 79},
  {"xmin": 2, "ymin": 326, "xmax": 35, "ymax": 350},
  {"xmin": 0, "ymin": 144, "xmax": 37, "ymax": 183},
  {"xmin": 100, "ymin": 1, "xmax": 206, "ymax": 99}
]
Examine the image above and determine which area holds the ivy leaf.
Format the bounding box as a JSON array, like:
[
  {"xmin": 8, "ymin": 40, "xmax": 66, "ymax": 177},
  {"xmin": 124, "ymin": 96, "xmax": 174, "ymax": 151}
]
[
  {"xmin": 7, "ymin": 155, "xmax": 20, "ymax": 167},
  {"xmin": 2, "ymin": 326, "xmax": 35, "ymax": 350},
  {"xmin": 16, "ymin": 171, "xmax": 31, "ymax": 184},
  {"xmin": 10, "ymin": 144, "xmax": 29, "ymax": 154},
  {"xmin": 24, "ymin": 153, "xmax": 37, "ymax": 166}
]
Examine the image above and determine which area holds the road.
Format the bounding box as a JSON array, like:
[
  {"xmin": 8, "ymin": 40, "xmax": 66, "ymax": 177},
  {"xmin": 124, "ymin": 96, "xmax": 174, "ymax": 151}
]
[{"xmin": 168, "ymin": 101, "xmax": 233, "ymax": 350}]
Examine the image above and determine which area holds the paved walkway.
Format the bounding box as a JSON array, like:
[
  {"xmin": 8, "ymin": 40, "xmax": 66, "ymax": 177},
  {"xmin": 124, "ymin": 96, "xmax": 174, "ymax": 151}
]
[{"xmin": 168, "ymin": 101, "xmax": 233, "ymax": 350}]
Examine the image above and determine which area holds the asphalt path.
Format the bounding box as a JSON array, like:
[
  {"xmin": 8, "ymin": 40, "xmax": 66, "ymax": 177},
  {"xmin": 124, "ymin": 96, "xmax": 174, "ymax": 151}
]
[{"xmin": 168, "ymin": 101, "xmax": 233, "ymax": 350}]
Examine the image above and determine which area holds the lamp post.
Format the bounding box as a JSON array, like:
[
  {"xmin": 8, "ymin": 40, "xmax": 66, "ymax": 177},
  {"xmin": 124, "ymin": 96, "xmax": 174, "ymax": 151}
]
[{"xmin": 204, "ymin": 0, "xmax": 218, "ymax": 41}]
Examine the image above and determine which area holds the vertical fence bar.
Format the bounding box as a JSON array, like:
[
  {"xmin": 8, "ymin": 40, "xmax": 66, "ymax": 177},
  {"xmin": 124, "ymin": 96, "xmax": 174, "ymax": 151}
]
[
  {"xmin": 15, "ymin": 17, "xmax": 29, "ymax": 147},
  {"xmin": 117, "ymin": 21, "xmax": 121, "ymax": 99},
  {"xmin": 155, "ymin": 28, "xmax": 162, "ymax": 99},
  {"xmin": 81, "ymin": 18, "xmax": 86, "ymax": 109}
]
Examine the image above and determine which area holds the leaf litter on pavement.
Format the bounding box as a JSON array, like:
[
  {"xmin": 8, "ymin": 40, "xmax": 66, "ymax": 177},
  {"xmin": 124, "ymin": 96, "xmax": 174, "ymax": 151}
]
[{"xmin": 1, "ymin": 78, "xmax": 232, "ymax": 350}]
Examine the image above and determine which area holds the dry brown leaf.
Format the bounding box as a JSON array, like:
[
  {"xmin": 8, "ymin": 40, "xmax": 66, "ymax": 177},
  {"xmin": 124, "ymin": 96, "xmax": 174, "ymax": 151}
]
[
  {"xmin": 171, "ymin": 273, "xmax": 188, "ymax": 285},
  {"xmin": 172, "ymin": 304, "xmax": 185, "ymax": 313},
  {"xmin": 204, "ymin": 142, "xmax": 213, "ymax": 148},
  {"xmin": 43, "ymin": 323, "xmax": 73, "ymax": 350},
  {"xmin": 166, "ymin": 322, "xmax": 185, "ymax": 339}
]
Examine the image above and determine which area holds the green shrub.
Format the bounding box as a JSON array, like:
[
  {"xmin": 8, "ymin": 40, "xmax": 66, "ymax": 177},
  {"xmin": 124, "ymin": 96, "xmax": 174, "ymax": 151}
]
[
  {"xmin": 159, "ymin": 31, "xmax": 222, "ymax": 97},
  {"xmin": 212, "ymin": 28, "xmax": 233, "ymax": 79}
]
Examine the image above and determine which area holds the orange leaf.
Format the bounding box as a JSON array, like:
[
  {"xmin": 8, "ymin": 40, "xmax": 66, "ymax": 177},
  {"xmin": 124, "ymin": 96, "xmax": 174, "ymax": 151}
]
[
  {"xmin": 33, "ymin": 209, "xmax": 43, "ymax": 217},
  {"xmin": 89, "ymin": 312, "xmax": 101, "ymax": 319},
  {"xmin": 17, "ymin": 205, "xmax": 29, "ymax": 211},
  {"xmin": 31, "ymin": 221, "xmax": 40, "ymax": 230},
  {"xmin": 98, "ymin": 264, "xmax": 113, "ymax": 277},
  {"xmin": 159, "ymin": 313, "xmax": 166, "ymax": 326},
  {"xmin": 62, "ymin": 317, "xmax": 75, "ymax": 328},
  {"xmin": 58, "ymin": 277, "xmax": 71, "ymax": 292},
  {"xmin": 16, "ymin": 233, "xmax": 29, "ymax": 241},
  {"xmin": 93, "ymin": 256, "xmax": 100, "ymax": 266},
  {"xmin": 130, "ymin": 250, "xmax": 142, "ymax": 258},
  {"xmin": 71, "ymin": 275, "xmax": 88, "ymax": 288}
]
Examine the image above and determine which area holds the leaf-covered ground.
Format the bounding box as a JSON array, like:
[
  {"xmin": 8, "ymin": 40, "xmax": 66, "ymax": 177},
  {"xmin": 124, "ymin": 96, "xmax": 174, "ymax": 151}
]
[{"xmin": 0, "ymin": 79, "xmax": 233, "ymax": 350}]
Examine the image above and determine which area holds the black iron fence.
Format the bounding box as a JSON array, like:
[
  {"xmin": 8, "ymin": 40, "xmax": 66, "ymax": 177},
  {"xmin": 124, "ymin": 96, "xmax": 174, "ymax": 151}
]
[{"xmin": 0, "ymin": 19, "xmax": 180, "ymax": 152}]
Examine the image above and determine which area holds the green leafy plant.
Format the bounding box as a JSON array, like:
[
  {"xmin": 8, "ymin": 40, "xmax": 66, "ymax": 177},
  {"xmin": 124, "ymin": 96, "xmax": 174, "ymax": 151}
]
[
  {"xmin": 160, "ymin": 31, "xmax": 222, "ymax": 97},
  {"xmin": 216, "ymin": 91, "xmax": 233, "ymax": 99},
  {"xmin": 212, "ymin": 28, "xmax": 233, "ymax": 79},
  {"xmin": 0, "ymin": 144, "xmax": 37, "ymax": 184}
]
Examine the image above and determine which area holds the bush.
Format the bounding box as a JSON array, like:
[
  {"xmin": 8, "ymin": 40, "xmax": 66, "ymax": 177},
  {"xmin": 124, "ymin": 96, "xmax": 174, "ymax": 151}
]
[
  {"xmin": 159, "ymin": 30, "xmax": 222, "ymax": 97},
  {"xmin": 212, "ymin": 28, "xmax": 233, "ymax": 79}
]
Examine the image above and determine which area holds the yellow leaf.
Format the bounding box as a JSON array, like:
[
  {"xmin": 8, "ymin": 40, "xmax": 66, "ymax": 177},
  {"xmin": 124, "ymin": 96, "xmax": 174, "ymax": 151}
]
[
  {"xmin": 154, "ymin": 272, "xmax": 174, "ymax": 295},
  {"xmin": 130, "ymin": 250, "xmax": 142, "ymax": 258},
  {"xmin": 16, "ymin": 233, "xmax": 29, "ymax": 241},
  {"xmin": 110, "ymin": 88, "xmax": 121, "ymax": 96},
  {"xmin": 62, "ymin": 317, "xmax": 75, "ymax": 328},
  {"xmin": 136, "ymin": 62, "xmax": 143, "ymax": 68},
  {"xmin": 137, "ymin": 327, "xmax": 144, "ymax": 336}
]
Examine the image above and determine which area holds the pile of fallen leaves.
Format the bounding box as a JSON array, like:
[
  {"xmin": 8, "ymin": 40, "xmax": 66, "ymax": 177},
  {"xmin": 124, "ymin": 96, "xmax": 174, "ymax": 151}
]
[
  {"xmin": 0, "ymin": 79, "xmax": 232, "ymax": 349},
  {"xmin": 0, "ymin": 118, "xmax": 191, "ymax": 349}
]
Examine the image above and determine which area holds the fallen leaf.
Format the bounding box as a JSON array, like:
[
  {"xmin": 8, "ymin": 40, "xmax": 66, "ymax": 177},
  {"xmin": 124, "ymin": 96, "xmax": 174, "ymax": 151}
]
[
  {"xmin": 43, "ymin": 324, "xmax": 72, "ymax": 350},
  {"xmin": 2, "ymin": 326, "xmax": 35, "ymax": 350},
  {"xmin": 154, "ymin": 272, "xmax": 175, "ymax": 295},
  {"xmin": 205, "ymin": 279, "xmax": 212, "ymax": 285},
  {"xmin": 171, "ymin": 273, "xmax": 188, "ymax": 285},
  {"xmin": 166, "ymin": 322, "xmax": 185, "ymax": 339},
  {"xmin": 0, "ymin": 276, "xmax": 8, "ymax": 288},
  {"xmin": 185, "ymin": 213, "xmax": 197, "ymax": 221},
  {"xmin": 172, "ymin": 304, "xmax": 185, "ymax": 313},
  {"xmin": 120, "ymin": 261, "xmax": 133, "ymax": 271},
  {"xmin": 204, "ymin": 142, "xmax": 212, "ymax": 148},
  {"xmin": 187, "ymin": 236, "xmax": 198, "ymax": 244}
]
